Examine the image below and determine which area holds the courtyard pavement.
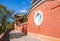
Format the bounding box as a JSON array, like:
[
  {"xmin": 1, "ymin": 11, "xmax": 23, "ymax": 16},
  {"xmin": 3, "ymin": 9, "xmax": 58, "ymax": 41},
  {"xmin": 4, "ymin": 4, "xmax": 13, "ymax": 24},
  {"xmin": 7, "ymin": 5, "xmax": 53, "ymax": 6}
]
[{"xmin": 10, "ymin": 31, "xmax": 41, "ymax": 41}]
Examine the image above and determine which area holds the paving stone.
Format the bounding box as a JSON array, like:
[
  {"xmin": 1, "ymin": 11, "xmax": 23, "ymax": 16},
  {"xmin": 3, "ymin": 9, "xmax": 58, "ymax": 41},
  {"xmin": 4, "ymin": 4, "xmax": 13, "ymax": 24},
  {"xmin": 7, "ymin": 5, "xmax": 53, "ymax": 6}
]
[{"xmin": 10, "ymin": 31, "xmax": 41, "ymax": 41}]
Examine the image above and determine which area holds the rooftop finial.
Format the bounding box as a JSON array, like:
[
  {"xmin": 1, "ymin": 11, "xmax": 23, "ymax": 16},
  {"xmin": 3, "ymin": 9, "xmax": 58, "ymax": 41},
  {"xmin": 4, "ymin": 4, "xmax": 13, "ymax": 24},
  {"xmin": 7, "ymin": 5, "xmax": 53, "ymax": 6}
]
[{"xmin": 32, "ymin": 0, "xmax": 37, "ymax": 3}]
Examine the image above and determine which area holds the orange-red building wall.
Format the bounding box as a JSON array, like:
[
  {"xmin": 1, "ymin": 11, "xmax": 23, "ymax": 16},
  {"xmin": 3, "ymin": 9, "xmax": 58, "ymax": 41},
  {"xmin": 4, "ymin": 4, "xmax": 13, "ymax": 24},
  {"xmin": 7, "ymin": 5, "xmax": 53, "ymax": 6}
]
[
  {"xmin": 28, "ymin": 0, "xmax": 60, "ymax": 38},
  {"xmin": 14, "ymin": 23, "xmax": 27, "ymax": 33}
]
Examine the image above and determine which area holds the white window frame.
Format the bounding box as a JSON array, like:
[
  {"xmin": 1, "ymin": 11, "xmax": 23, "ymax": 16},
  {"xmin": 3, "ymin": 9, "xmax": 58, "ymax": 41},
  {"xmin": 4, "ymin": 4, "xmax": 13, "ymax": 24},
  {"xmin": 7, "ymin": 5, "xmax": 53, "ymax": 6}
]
[{"xmin": 34, "ymin": 10, "xmax": 43, "ymax": 26}]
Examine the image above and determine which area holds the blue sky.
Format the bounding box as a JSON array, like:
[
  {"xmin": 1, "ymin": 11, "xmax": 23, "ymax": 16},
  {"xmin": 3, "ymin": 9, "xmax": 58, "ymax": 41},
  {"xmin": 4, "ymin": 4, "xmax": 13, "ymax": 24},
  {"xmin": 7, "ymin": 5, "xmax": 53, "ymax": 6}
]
[{"xmin": 0, "ymin": 0, "xmax": 32, "ymax": 14}]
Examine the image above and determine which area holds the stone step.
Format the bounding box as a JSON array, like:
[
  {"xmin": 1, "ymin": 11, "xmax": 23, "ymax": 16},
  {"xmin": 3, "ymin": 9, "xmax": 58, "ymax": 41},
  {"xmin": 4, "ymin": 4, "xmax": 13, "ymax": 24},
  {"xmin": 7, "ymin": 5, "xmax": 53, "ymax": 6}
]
[{"xmin": 9, "ymin": 31, "xmax": 26, "ymax": 39}]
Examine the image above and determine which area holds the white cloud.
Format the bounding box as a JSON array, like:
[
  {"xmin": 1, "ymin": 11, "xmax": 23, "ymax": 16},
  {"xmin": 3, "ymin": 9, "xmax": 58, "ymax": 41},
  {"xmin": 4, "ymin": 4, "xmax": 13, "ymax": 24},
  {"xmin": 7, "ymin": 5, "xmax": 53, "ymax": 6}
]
[{"xmin": 20, "ymin": 10, "xmax": 27, "ymax": 13}]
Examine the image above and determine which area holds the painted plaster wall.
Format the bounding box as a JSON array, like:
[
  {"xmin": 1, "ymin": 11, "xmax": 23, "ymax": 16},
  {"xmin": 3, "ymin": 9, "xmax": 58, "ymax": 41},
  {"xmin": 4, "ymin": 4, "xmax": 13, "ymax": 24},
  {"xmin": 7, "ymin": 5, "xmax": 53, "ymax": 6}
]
[
  {"xmin": 19, "ymin": 24, "xmax": 27, "ymax": 33},
  {"xmin": 14, "ymin": 23, "xmax": 27, "ymax": 34},
  {"xmin": 28, "ymin": 0, "xmax": 60, "ymax": 38}
]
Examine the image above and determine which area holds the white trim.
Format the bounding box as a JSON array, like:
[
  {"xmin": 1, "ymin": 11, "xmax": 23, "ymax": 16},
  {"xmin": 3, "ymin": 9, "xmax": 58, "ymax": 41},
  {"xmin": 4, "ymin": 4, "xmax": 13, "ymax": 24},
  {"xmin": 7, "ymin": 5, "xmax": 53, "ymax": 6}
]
[
  {"xmin": 28, "ymin": 0, "xmax": 45, "ymax": 18},
  {"xmin": 20, "ymin": 22, "xmax": 28, "ymax": 25},
  {"xmin": 34, "ymin": 10, "xmax": 43, "ymax": 26}
]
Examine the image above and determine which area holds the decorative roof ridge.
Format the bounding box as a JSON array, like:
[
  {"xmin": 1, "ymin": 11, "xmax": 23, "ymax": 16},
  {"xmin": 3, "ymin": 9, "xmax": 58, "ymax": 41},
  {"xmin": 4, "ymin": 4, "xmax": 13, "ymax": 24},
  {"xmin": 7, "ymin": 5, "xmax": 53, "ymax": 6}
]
[{"xmin": 27, "ymin": 0, "xmax": 45, "ymax": 18}]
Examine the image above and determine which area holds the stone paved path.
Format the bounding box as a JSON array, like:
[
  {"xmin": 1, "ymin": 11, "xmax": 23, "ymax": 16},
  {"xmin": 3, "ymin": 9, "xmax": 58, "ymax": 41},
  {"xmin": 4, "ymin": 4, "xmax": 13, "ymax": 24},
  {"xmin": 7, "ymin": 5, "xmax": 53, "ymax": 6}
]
[
  {"xmin": 10, "ymin": 31, "xmax": 41, "ymax": 41},
  {"xmin": 10, "ymin": 36, "xmax": 41, "ymax": 41}
]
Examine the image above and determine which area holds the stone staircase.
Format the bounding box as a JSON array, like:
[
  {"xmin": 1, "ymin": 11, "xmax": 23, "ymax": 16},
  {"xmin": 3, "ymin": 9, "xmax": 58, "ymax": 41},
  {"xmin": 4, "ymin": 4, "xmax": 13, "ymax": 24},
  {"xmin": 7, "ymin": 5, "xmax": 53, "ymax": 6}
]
[
  {"xmin": 9, "ymin": 31, "xmax": 26, "ymax": 39},
  {"xmin": 9, "ymin": 31, "xmax": 41, "ymax": 41}
]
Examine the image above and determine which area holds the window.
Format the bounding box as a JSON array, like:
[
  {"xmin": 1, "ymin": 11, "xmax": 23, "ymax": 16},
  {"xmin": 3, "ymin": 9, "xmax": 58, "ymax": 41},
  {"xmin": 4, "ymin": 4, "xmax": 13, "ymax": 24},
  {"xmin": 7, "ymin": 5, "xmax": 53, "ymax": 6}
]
[{"xmin": 34, "ymin": 10, "xmax": 43, "ymax": 26}]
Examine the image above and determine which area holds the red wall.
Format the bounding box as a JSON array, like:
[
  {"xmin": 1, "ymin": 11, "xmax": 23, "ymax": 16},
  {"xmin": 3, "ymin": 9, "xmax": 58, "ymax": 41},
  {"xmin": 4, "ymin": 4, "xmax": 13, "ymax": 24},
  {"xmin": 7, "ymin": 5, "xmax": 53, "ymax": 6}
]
[
  {"xmin": 20, "ymin": 24, "xmax": 27, "ymax": 34},
  {"xmin": 14, "ymin": 23, "xmax": 27, "ymax": 34},
  {"xmin": 28, "ymin": 0, "xmax": 60, "ymax": 38}
]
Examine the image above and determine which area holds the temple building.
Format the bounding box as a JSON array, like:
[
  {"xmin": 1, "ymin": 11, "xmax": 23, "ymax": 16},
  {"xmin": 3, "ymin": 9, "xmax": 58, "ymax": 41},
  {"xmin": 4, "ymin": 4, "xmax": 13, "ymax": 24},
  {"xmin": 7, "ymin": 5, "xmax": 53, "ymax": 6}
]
[{"xmin": 14, "ymin": 0, "xmax": 60, "ymax": 41}]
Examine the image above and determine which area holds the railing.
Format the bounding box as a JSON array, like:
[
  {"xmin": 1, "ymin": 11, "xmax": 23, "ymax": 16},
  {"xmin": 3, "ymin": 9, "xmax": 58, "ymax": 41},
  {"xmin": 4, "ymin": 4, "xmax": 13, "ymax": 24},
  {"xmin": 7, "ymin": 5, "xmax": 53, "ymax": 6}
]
[{"xmin": 0, "ymin": 29, "xmax": 10, "ymax": 41}]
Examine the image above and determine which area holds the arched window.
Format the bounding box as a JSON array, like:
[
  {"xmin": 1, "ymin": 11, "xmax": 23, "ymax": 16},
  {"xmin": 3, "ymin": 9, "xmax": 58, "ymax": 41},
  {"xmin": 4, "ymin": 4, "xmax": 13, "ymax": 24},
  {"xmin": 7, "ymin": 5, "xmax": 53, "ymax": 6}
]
[{"xmin": 34, "ymin": 10, "xmax": 43, "ymax": 26}]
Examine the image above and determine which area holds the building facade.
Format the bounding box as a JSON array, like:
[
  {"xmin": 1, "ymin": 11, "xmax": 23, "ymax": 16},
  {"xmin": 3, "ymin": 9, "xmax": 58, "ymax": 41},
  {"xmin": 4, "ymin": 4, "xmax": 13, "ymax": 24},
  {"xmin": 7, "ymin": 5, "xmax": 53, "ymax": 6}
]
[{"xmin": 14, "ymin": 0, "xmax": 60, "ymax": 41}]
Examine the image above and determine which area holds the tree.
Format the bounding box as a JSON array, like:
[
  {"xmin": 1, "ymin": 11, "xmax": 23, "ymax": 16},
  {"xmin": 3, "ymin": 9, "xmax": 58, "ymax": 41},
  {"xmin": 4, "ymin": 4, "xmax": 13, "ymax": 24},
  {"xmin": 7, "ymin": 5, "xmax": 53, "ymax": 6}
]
[
  {"xmin": 23, "ymin": 14, "xmax": 28, "ymax": 22},
  {"xmin": 0, "ymin": 5, "xmax": 15, "ymax": 34}
]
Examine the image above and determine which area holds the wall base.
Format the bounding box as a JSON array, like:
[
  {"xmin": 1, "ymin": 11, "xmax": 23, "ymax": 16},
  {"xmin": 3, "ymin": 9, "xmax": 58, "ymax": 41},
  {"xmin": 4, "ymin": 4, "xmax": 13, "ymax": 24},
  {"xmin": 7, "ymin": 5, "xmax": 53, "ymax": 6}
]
[{"xmin": 27, "ymin": 32, "xmax": 60, "ymax": 41}]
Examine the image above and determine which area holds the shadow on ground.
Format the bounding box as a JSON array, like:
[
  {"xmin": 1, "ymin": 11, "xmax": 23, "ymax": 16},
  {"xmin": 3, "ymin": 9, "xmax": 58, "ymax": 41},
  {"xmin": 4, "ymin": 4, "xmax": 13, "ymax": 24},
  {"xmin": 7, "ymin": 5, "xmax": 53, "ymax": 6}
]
[{"xmin": 9, "ymin": 31, "xmax": 26, "ymax": 39}]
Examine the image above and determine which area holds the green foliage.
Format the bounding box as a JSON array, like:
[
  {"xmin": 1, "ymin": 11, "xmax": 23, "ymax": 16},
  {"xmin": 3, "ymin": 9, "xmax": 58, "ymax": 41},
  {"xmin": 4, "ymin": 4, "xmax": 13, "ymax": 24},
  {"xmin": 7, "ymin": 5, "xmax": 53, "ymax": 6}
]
[
  {"xmin": 23, "ymin": 14, "xmax": 28, "ymax": 22},
  {"xmin": 0, "ymin": 5, "xmax": 28, "ymax": 35},
  {"xmin": 6, "ymin": 23, "xmax": 14, "ymax": 30},
  {"xmin": 0, "ymin": 5, "xmax": 15, "ymax": 35}
]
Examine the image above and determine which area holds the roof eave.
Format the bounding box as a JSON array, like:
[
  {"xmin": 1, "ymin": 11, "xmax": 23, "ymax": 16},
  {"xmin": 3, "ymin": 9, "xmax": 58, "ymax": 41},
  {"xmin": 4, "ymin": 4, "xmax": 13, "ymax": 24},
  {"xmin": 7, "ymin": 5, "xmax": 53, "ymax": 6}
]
[{"xmin": 27, "ymin": 0, "xmax": 45, "ymax": 18}]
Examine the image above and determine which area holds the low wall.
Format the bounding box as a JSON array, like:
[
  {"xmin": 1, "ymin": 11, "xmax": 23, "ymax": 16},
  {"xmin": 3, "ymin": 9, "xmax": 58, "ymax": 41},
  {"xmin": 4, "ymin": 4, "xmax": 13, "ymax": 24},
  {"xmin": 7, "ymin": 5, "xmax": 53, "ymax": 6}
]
[
  {"xmin": 20, "ymin": 24, "xmax": 27, "ymax": 34},
  {"xmin": 14, "ymin": 22, "xmax": 28, "ymax": 34},
  {"xmin": 0, "ymin": 30, "xmax": 10, "ymax": 41}
]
